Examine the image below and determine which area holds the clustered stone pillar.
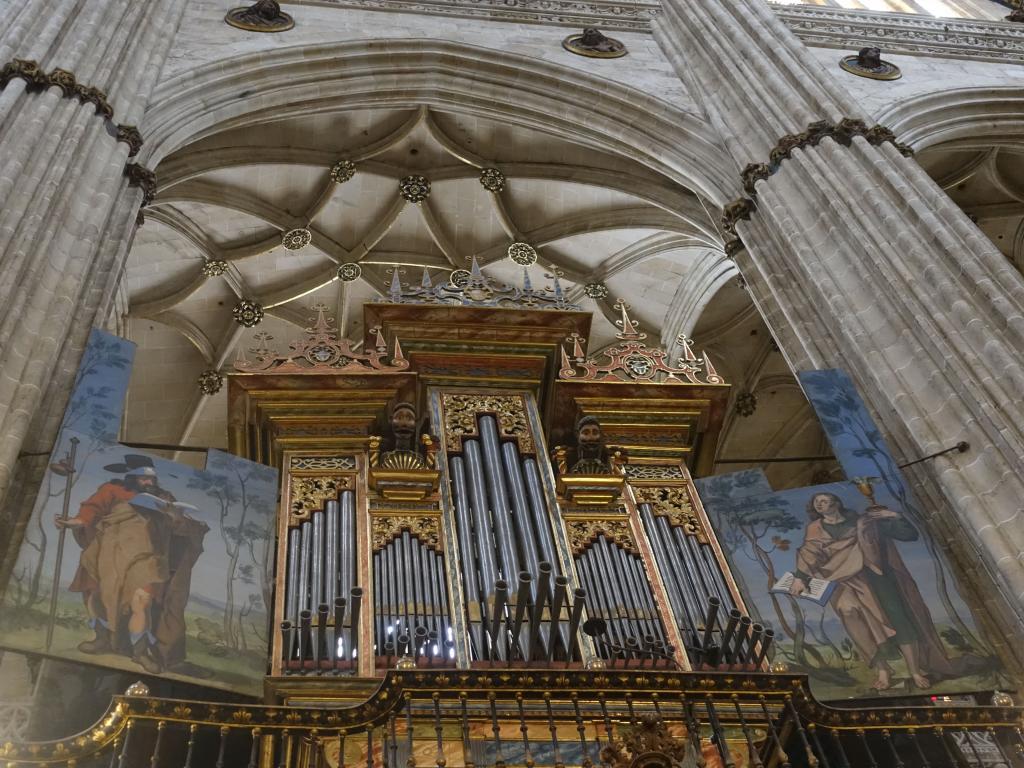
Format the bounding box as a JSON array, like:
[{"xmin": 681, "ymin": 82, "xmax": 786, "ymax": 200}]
[
  {"xmin": 0, "ymin": 1, "xmax": 188, "ymax": 580},
  {"xmin": 654, "ymin": 0, "xmax": 1024, "ymax": 668}
]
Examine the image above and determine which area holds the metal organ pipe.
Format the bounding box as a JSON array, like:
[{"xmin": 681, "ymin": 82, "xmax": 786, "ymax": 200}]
[
  {"xmin": 286, "ymin": 529, "xmax": 301, "ymax": 628},
  {"xmin": 522, "ymin": 458, "xmax": 560, "ymax": 572},
  {"xmin": 574, "ymin": 535, "xmax": 669, "ymax": 663},
  {"xmin": 547, "ymin": 576, "xmax": 568, "ymax": 662},
  {"xmin": 348, "ymin": 586, "xmax": 363, "ymax": 662},
  {"xmin": 372, "ymin": 529, "xmax": 453, "ymax": 667},
  {"xmin": 637, "ymin": 497, "xmax": 740, "ymax": 664},
  {"xmin": 401, "ymin": 530, "xmax": 415, "ymax": 631},
  {"xmin": 450, "ymin": 456, "xmax": 488, "ymax": 657},
  {"xmin": 528, "ymin": 562, "xmax": 551, "ymax": 660},
  {"xmin": 311, "ymin": 510, "xmax": 325, "ymax": 616},
  {"xmin": 639, "ymin": 504, "xmax": 700, "ymax": 643},
  {"xmin": 340, "ymin": 491, "xmax": 356, "ymax": 600},
  {"xmin": 500, "ymin": 441, "xmax": 542, "ymax": 578},
  {"xmin": 298, "ymin": 521, "xmax": 312, "ymax": 621},
  {"xmin": 443, "ymin": 412, "xmax": 595, "ymax": 664},
  {"xmin": 282, "ymin": 489, "xmax": 360, "ymax": 674},
  {"xmin": 324, "ymin": 500, "xmax": 339, "ymax": 609},
  {"xmin": 479, "ymin": 416, "xmax": 523, "ymax": 580}
]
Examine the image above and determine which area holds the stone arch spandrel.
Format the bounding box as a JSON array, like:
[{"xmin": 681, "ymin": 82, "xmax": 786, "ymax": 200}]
[
  {"xmin": 874, "ymin": 86, "xmax": 1024, "ymax": 151},
  {"xmin": 164, "ymin": 2, "xmax": 686, "ymax": 108},
  {"xmin": 139, "ymin": 40, "xmax": 736, "ymax": 206}
]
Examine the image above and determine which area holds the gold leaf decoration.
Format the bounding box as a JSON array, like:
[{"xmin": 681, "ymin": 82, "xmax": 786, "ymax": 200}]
[
  {"xmin": 290, "ymin": 476, "xmax": 347, "ymax": 521},
  {"xmin": 371, "ymin": 515, "xmax": 442, "ymax": 552},
  {"xmin": 441, "ymin": 393, "xmax": 534, "ymax": 455},
  {"xmin": 566, "ymin": 518, "xmax": 635, "ymax": 555},
  {"xmin": 633, "ymin": 486, "xmax": 707, "ymax": 543}
]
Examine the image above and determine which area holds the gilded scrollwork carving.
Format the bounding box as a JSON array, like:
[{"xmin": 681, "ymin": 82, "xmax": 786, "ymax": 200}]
[
  {"xmin": 559, "ymin": 301, "xmax": 724, "ymax": 386},
  {"xmin": 632, "ymin": 486, "xmax": 706, "ymax": 543},
  {"xmin": 624, "ymin": 465, "xmax": 684, "ymax": 481},
  {"xmin": 290, "ymin": 476, "xmax": 353, "ymax": 522},
  {"xmin": 371, "ymin": 515, "xmax": 441, "ymax": 552},
  {"xmin": 601, "ymin": 716, "xmax": 689, "ymax": 768},
  {"xmin": 290, "ymin": 456, "xmax": 357, "ymax": 471},
  {"xmin": 234, "ymin": 305, "xmax": 408, "ymax": 373},
  {"xmin": 441, "ymin": 393, "xmax": 535, "ymax": 455},
  {"xmin": 566, "ymin": 518, "xmax": 635, "ymax": 555}
]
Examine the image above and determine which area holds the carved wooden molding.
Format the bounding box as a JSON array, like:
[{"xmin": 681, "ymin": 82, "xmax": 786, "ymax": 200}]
[
  {"xmin": 371, "ymin": 514, "xmax": 442, "ymax": 551},
  {"xmin": 289, "ymin": 474, "xmax": 355, "ymax": 523},
  {"xmin": 632, "ymin": 486, "xmax": 706, "ymax": 544},
  {"xmin": 0, "ymin": 59, "xmax": 144, "ymax": 155},
  {"xmin": 440, "ymin": 393, "xmax": 535, "ymax": 455},
  {"xmin": 566, "ymin": 517, "xmax": 636, "ymax": 554}
]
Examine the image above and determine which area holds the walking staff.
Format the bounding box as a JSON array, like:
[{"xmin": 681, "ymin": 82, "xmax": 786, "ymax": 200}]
[{"xmin": 45, "ymin": 436, "xmax": 80, "ymax": 651}]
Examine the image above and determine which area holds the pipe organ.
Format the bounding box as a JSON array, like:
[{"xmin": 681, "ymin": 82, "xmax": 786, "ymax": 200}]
[
  {"xmin": 436, "ymin": 394, "xmax": 581, "ymax": 664},
  {"xmin": 11, "ymin": 273, "xmax": 1023, "ymax": 768},
  {"xmin": 223, "ymin": 281, "xmax": 760, "ymax": 684}
]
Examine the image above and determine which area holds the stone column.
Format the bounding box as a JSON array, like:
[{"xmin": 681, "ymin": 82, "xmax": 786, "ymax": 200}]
[
  {"xmin": 0, "ymin": 1, "xmax": 189, "ymax": 578},
  {"xmin": 653, "ymin": 0, "xmax": 1024, "ymax": 663}
]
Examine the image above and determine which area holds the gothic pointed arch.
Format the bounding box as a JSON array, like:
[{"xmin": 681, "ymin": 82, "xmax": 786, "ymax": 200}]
[{"xmin": 138, "ymin": 39, "xmax": 737, "ymax": 205}]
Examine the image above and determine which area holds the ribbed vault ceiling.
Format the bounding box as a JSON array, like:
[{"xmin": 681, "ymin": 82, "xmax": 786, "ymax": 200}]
[
  {"xmin": 122, "ymin": 104, "xmax": 837, "ymax": 486},
  {"xmin": 917, "ymin": 144, "xmax": 1024, "ymax": 272}
]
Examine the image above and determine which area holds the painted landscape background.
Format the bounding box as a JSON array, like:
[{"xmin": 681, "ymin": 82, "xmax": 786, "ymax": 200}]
[
  {"xmin": 695, "ymin": 369, "xmax": 1008, "ymax": 700},
  {"xmin": 0, "ymin": 329, "xmax": 279, "ymax": 696}
]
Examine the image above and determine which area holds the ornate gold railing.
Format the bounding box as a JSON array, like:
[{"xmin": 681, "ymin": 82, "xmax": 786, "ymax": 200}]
[{"xmin": 3, "ymin": 671, "xmax": 1022, "ymax": 768}]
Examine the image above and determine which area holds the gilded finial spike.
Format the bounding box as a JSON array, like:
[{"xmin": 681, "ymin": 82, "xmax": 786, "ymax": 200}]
[
  {"xmin": 470, "ymin": 255, "xmax": 483, "ymax": 278},
  {"xmin": 389, "ymin": 268, "xmax": 402, "ymax": 299},
  {"xmin": 560, "ymin": 345, "xmax": 573, "ymax": 371},
  {"xmin": 571, "ymin": 333, "xmax": 585, "ymax": 359},
  {"xmin": 421, "ymin": 268, "xmax": 432, "ymax": 289},
  {"xmin": 703, "ymin": 351, "xmax": 718, "ymax": 376},
  {"xmin": 677, "ymin": 334, "xmax": 697, "ymax": 362},
  {"xmin": 522, "ymin": 267, "xmax": 533, "ymax": 292},
  {"xmin": 613, "ymin": 298, "xmax": 645, "ymax": 340},
  {"xmin": 393, "ymin": 336, "xmax": 405, "ymax": 363},
  {"xmin": 374, "ymin": 326, "xmax": 387, "ymax": 352}
]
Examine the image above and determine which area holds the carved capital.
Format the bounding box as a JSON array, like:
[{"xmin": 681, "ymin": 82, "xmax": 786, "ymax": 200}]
[
  {"xmin": 74, "ymin": 83, "xmax": 113, "ymax": 118},
  {"xmin": 0, "ymin": 58, "xmax": 47, "ymax": 88},
  {"xmin": 721, "ymin": 198, "xmax": 755, "ymax": 238},
  {"xmin": 117, "ymin": 124, "xmax": 144, "ymax": 156},
  {"xmin": 740, "ymin": 163, "xmax": 771, "ymax": 196},
  {"xmin": 125, "ymin": 162, "xmax": 157, "ymax": 205},
  {"xmin": 48, "ymin": 68, "xmax": 77, "ymax": 96}
]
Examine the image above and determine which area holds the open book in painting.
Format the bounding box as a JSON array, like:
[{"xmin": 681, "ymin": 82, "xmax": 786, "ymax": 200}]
[{"xmin": 771, "ymin": 572, "xmax": 836, "ymax": 606}]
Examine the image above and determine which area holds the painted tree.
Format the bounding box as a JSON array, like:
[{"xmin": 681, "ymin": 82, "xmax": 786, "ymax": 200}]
[
  {"xmin": 8, "ymin": 334, "xmax": 132, "ymax": 611},
  {"xmin": 700, "ymin": 473, "xmax": 854, "ymax": 684},
  {"xmin": 801, "ymin": 373, "xmax": 990, "ymax": 657},
  {"xmin": 187, "ymin": 453, "xmax": 275, "ymax": 650}
]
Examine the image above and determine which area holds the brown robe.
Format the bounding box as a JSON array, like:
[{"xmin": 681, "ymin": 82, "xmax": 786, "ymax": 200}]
[
  {"xmin": 69, "ymin": 481, "xmax": 208, "ymax": 663},
  {"xmin": 795, "ymin": 510, "xmax": 953, "ymax": 674}
]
